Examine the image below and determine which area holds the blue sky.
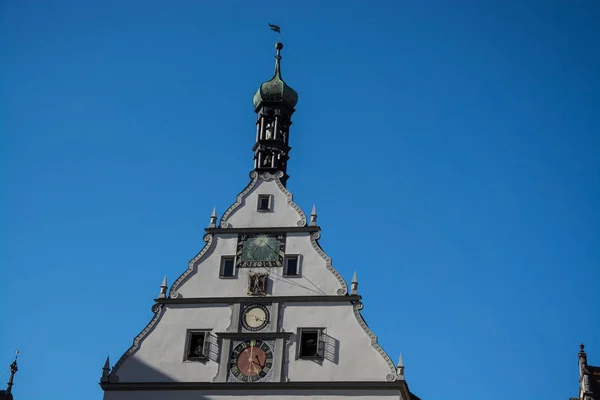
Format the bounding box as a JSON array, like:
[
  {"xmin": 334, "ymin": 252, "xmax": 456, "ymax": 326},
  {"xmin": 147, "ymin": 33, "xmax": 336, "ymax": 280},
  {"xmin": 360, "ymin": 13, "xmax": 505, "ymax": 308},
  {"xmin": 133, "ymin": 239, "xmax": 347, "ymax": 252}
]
[{"xmin": 1, "ymin": 1, "xmax": 599, "ymax": 399}]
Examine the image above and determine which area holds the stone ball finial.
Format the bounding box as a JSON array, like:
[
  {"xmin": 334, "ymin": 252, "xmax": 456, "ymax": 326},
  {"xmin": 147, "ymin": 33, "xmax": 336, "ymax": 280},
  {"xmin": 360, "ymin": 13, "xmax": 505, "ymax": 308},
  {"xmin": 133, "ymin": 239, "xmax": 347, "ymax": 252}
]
[{"xmin": 275, "ymin": 42, "xmax": 283, "ymax": 50}]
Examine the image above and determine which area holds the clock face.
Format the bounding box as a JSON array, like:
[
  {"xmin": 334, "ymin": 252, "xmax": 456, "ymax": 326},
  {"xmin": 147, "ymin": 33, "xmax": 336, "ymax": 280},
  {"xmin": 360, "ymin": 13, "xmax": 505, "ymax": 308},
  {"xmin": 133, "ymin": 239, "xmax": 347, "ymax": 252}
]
[
  {"xmin": 236, "ymin": 234, "xmax": 286, "ymax": 268},
  {"xmin": 241, "ymin": 304, "xmax": 270, "ymax": 331},
  {"xmin": 229, "ymin": 339, "xmax": 274, "ymax": 382}
]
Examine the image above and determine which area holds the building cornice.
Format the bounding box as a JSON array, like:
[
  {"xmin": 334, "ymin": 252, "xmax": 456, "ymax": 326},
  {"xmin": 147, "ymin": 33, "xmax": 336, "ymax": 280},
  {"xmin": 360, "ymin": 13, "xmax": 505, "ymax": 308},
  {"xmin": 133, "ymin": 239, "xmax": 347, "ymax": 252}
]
[
  {"xmin": 205, "ymin": 226, "xmax": 320, "ymax": 234},
  {"xmin": 155, "ymin": 295, "xmax": 362, "ymax": 305},
  {"xmin": 215, "ymin": 332, "xmax": 294, "ymax": 340},
  {"xmin": 101, "ymin": 380, "xmax": 408, "ymax": 391}
]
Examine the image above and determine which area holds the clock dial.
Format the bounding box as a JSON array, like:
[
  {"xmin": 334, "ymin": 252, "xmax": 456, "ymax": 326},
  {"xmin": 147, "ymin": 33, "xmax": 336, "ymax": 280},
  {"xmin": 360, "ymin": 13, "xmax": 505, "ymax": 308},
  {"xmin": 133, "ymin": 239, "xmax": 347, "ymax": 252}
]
[
  {"xmin": 241, "ymin": 304, "xmax": 270, "ymax": 331},
  {"xmin": 229, "ymin": 340, "xmax": 274, "ymax": 382},
  {"xmin": 236, "ymin": 234, "xmax": 286, "ymax": 268}
]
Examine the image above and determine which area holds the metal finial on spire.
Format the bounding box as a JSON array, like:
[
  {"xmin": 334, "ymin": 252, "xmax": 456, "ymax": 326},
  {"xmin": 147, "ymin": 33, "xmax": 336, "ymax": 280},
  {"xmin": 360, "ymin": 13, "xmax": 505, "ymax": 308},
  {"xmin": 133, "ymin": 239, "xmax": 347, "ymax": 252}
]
[
  {"xmin": 209, "ymin": 207, "xmax": 217, "ymax": 228},
  {"xmin": 6, "ymin": 350, "xmax": 20, "ymax": 394},
  {"xmin": 273, "ymin": 41, "xmax": 283, "ymax": 78},
  {"xmin": 268, "ymin": 23, "xmax": 283, "ymax": 78},
  {"xmin": 158, "ymin": 275, "xmax": 168, "ymax": 299},
  {"xmin": 309, "ymin": 204, "xmax": 317, "ymax": 226},
  {"xmin": 350, "ymin": 271, "xmax": 358, "ymax": 295}
]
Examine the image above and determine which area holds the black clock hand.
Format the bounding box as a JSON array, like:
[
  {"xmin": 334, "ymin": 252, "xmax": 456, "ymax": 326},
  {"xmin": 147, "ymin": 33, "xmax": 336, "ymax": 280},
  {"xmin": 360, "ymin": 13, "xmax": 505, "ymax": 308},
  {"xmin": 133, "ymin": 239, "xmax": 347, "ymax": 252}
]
[{"xmin": 254, "ymin": 355, "xmax": 265, "ymax": 369}]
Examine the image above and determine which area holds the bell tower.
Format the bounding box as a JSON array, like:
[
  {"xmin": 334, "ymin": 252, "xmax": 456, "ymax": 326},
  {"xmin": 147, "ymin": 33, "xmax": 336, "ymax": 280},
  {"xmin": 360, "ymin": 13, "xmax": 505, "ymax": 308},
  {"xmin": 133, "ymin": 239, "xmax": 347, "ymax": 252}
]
[{"xmin": 251, "ymin": 41, "xmax": 298, "ymax": 186}]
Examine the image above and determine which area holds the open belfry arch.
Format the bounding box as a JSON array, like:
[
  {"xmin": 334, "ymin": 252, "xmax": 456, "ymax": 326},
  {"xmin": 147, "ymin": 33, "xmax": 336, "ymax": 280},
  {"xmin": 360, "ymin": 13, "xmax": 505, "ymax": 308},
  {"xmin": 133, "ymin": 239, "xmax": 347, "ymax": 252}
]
[{"xmin": 100, "ymin": 27, "xmax": 419, "ymax": 400}]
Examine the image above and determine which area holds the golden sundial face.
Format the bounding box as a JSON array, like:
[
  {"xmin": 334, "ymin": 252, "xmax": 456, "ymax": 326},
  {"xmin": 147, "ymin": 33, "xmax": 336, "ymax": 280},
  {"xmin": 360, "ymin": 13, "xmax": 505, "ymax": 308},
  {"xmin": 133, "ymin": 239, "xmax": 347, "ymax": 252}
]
[{"xmin": 236, "ymin": 234, "xmax": 285, "ymax": 268}]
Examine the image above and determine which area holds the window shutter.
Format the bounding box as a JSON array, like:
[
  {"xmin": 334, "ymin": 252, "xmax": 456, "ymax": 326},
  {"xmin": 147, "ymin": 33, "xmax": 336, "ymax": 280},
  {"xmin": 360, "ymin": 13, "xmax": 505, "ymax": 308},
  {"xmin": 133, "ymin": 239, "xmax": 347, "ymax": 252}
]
[
  {"xmin": 201, "ymin": 332, "xmax": 209, "ymax": 357},
  {"xmin": 316, "ymin": 329, "xmax": 325, "ymax": 357},
  {"xmin": 296, "ymin": 329, "xmax": 303, "ymax": 359}
]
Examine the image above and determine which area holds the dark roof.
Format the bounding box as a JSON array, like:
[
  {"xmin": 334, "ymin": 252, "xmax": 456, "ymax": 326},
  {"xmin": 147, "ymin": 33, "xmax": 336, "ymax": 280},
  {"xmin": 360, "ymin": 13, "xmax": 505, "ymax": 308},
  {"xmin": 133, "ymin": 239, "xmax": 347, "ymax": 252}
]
[
  {"xmin": 0, "ymin": 390, "xmax": 13, "ymax": 400},
  {"xmin": 410, "ymin": 392, "xmax": 422, "ymax": 400},
  {"xmin": 589, "ymin": 365, "xmax": 600, "ymax": 395}
]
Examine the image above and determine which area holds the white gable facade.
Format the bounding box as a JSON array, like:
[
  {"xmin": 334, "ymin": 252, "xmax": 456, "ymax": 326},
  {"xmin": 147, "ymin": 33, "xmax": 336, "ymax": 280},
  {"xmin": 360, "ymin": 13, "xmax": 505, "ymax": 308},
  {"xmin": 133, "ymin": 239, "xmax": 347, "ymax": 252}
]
[{"xmin": 100, "ymin": 40, "xmax": 415, "ymax": 400}]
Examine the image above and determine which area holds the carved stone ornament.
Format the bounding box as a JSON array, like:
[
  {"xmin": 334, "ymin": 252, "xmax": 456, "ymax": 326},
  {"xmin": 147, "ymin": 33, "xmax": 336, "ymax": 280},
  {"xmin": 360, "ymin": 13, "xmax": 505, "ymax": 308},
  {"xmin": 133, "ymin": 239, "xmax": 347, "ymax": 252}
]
[
  {"xmin": 259, "ymin": 171, "xmax": 284, "ymax": 181},
  {"xmin": 352, "ymin": 302, "xmax": 398, "ymax": 381},
  {"xmin": 248, "ymin": 272, "xmax": 268, "ymax": 296},
  {"xmin": 310, "ymin": 232, "xmax": 348, "ymax": 295}
]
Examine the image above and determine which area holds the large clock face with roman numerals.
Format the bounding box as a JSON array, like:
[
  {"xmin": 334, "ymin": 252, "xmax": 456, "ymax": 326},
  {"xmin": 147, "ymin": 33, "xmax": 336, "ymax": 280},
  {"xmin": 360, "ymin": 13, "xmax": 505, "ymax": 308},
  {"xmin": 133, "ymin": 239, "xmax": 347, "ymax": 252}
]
[
  {"xmin": 229, "ymin": 339, "xmax": 274, "ymax": 382},
  {"xmin": 236, "ymin": 234, "xmax": 286, "ymax": 268}
]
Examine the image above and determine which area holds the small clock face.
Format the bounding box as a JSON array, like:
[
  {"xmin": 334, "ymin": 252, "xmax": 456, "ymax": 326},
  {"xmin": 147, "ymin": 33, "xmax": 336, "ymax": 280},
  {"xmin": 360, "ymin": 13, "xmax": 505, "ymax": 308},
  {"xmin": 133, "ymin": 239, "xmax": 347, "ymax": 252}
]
[
  {"xmin": 241, "ymin": 304, "xmax": 270, "ymax": 331},
  {"xmin": 236, "ymin": 234, "xmax": 286, "ymax": 268},
  {"xmin": 229, "ymin": 339, "xmax": 274, "ymax": 382}
]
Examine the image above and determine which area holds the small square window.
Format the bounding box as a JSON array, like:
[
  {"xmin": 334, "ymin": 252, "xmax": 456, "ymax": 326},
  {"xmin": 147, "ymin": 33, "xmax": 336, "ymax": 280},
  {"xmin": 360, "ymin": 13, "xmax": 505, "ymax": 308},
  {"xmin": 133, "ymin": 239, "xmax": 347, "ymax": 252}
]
[
  {"xmin": 220, "ymin": 257, "xmax": 235, "ymax": 278},
  {"xmin": 258, "ymin": 195, "xmax": 272, "ymax": 211},
  {"xmin": 284, "ymin": 255, "xmax": 299, "ymax": 276},
  {"xmin": 186, "ymin": 331, "xmax": 208, "ymax": 360},
  {"xmin": 298, "ymin": 328, "xmax": 325, "ymax": 359}
]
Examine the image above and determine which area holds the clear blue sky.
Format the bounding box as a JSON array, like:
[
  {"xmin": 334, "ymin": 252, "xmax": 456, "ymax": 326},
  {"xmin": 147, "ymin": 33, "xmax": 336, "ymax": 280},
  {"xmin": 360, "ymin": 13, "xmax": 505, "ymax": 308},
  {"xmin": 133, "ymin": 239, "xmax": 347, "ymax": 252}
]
[{"xmin": 1, "ymin": 1, "xmax": 598, "ymax": 399}]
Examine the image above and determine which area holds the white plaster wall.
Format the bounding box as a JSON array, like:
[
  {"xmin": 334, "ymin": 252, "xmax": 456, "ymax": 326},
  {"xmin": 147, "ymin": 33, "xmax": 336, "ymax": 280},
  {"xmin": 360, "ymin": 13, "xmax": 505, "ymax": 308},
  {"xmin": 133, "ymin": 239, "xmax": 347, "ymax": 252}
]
[
  {"xmin": 116, "ymin": 305, "xmax": 231, "ymax": 382},
  {"xmin": 109, "ymin": 175, "xmax": 399, "ymax": 396},
  {"xmin": 176, "ymin": 233, "xmax": 344, "ymax": 298},
  {"xmin": 223, "ymin": 179, "xmax": 305, "ymax": 228},
  {"xmin": 104, "ymin": 389, "xmax": 403, "ymax": 400},
  {"xmin": 282, "ymin": 303, "xmax": 393, "ymax": 382}
]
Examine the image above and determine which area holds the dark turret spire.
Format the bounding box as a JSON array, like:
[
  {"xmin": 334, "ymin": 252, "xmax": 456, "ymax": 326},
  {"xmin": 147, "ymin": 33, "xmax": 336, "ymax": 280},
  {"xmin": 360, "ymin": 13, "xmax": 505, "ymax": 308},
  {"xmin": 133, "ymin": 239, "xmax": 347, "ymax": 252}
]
[
  {"xmin": 251, "ymin": 33, "xmax": 298, "ymax": 186},
  {"xmin": 1, "ymin": 351, "xmax": 19, "ymax": 399}
]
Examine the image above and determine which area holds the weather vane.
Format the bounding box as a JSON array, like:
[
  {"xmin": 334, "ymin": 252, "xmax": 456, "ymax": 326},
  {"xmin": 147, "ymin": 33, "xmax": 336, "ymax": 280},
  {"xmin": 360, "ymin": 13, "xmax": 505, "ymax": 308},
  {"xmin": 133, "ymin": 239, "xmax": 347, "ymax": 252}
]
[{"xmin": 269, "ymin": 23, "xmax": 281, "ymax": 41}]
